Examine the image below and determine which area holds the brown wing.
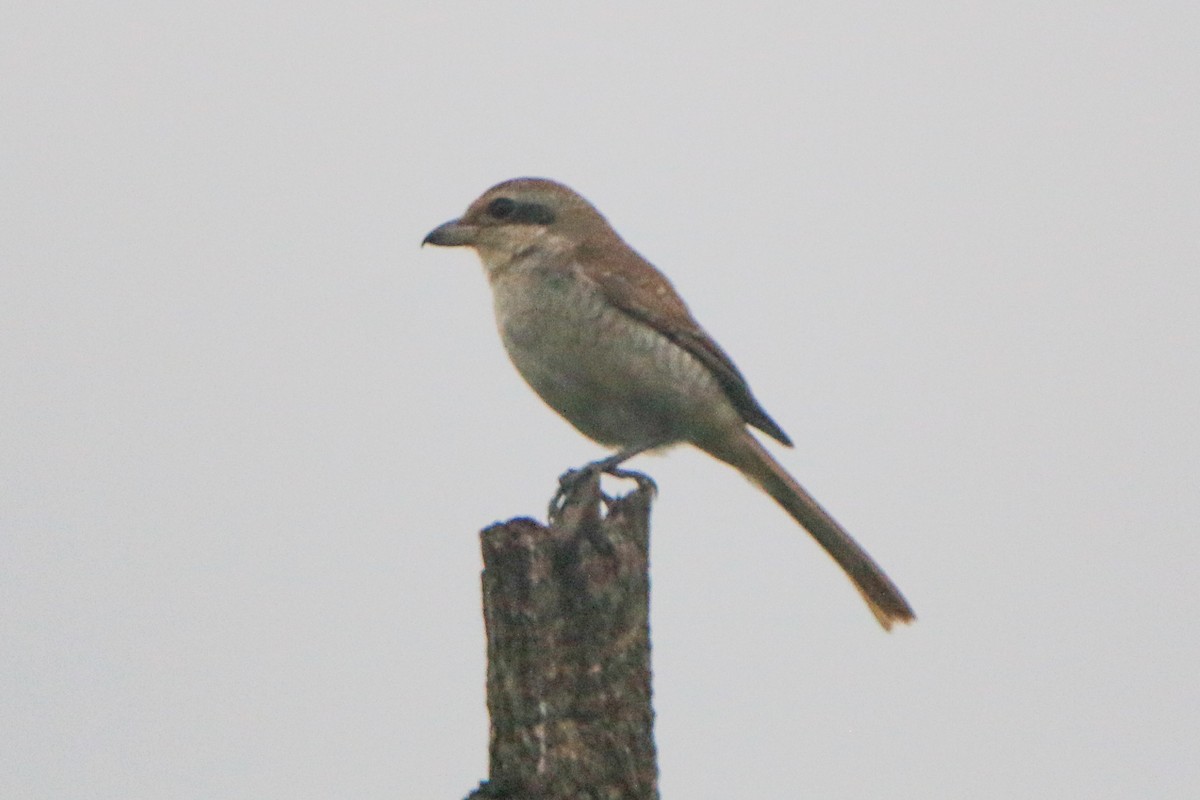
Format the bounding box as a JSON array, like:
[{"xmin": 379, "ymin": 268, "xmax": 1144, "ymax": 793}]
[{"xmin": 575, "ymin": 240, "xmax": 793, "ymax": 447}]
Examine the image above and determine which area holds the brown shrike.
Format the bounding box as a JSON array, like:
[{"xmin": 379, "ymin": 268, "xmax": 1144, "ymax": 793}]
[{"xmin": 423, "ymin": 178, "xmax": 914, "ymax": 630}]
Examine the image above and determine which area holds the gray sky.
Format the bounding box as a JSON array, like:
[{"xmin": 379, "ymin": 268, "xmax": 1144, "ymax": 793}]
[{"xmin": 3, "ymin": 3, "xmax": 1198, "ymax": 798}]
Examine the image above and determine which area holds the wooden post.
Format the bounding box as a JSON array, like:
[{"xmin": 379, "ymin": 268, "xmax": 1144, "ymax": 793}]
[{"xmin": 465, "ymin": 470, "xmax": 659, "ymax": 800}]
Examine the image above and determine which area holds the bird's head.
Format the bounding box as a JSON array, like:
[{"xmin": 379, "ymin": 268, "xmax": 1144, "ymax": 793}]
[{"xmin": 422, "ymin": 178, "xmax": 616, "ymax": 269}]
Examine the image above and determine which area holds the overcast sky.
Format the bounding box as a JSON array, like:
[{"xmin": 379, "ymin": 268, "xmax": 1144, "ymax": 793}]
[{"xmin": 3, "ymin": 3, "xmax": 1198, "ymax": 798}]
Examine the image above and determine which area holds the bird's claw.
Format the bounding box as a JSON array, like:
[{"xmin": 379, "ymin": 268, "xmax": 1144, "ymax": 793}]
[
  {"xmin": 601, "ymin": 467, "xmax": 657, "ymax": 497},
  {"xmin": 548, "ymin": 465, "xmax": 600, "ymax": 521},
  {"xmin": 547, "ymin": 461, "xmax": 657, "ymax": 522}
]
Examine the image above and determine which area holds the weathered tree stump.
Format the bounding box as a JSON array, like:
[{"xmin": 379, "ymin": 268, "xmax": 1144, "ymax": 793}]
[{"xmin": 465, "ymin": 470, "xmax": 659, "ymax": 800}]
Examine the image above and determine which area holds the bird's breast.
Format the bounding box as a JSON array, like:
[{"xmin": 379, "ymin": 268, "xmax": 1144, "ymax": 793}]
[{"xmin": 487, "ymin": 261, "xmax": 737, "ymax": 449}]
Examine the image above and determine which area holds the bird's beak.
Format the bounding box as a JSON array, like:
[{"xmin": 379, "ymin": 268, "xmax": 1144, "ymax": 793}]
[{"xmin": 422, "ymin": 219, "xmax": 477, "ymax": 248}]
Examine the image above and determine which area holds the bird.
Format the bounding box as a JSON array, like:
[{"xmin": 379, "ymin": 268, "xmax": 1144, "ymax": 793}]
[{"xmin": 422, "ymin": 177, "xmax": 914, "ymax": 630}]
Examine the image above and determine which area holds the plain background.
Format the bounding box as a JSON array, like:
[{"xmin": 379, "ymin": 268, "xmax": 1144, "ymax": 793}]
[{"xmin": 3, "ymin": 3, "xmax": 1198, "ymax": 798}]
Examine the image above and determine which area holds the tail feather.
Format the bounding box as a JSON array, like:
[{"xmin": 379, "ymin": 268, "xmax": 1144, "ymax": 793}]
[{"xmin": 703, "ymin": 432, "xmax": 915, "ymax": 630}]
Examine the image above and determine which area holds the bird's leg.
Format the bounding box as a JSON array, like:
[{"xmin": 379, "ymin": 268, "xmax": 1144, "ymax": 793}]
[{"xmin": 548, "ymin": 445, "xmax": 660, "ymax": 520}]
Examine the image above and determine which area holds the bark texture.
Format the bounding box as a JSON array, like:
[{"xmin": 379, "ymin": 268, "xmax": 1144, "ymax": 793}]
[{"xmin": 465, "ymin": 471, "xmax": 658, "ymax": 800}]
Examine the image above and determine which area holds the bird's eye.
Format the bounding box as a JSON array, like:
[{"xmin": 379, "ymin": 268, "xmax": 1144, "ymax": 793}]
[{"xmin": 487, "ymin": 197, "xmax": 516, "ymax": 219}]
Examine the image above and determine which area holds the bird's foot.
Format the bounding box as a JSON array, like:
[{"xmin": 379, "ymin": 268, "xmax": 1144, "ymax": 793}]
[
  {"xmin": 548, "ymin": 456, "xmax": 657, "ymax": 522},
  {"xmin": 548, "ymin": 463, "xmax": 603, "ymax": 522},
  {"xmin": 600, "ymin": 466, "xmax": 657, "ymax": 498}
]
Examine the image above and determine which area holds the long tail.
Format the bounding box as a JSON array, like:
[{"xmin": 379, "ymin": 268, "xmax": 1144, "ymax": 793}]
[{"xmin": 702, "ymin": 431, "xmax": 916, "ymax": 630}]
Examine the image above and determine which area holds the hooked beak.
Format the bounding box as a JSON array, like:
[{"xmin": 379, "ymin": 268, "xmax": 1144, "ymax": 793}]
[{"xmin": 422, "ymin": 219, "xmax": 478, "ymax": 247}]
